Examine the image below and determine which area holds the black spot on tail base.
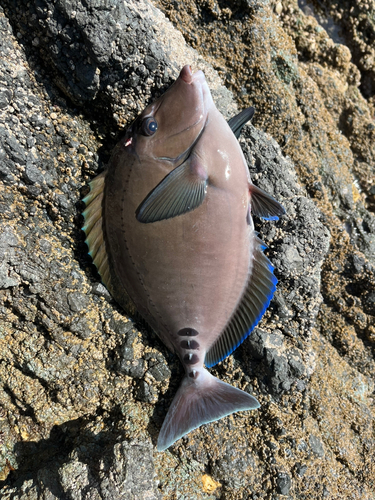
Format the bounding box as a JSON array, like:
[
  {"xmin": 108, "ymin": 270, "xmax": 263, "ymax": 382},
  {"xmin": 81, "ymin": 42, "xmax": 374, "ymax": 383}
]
[{"xmin": 177, "ymin": 327, "xmax": 199, "ymax": 337}]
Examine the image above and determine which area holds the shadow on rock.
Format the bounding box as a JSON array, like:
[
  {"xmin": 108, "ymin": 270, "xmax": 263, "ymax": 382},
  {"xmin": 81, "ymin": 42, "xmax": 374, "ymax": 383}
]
[{"xmin": 1, "ymin": 410, "xmax": 159, "ymax": 499}]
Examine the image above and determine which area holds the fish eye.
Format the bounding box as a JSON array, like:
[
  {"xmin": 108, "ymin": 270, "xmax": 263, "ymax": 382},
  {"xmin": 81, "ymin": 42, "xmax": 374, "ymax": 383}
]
[{"xmin": 141, "ymin": 117, "xmax": 158, "ymax": 136}]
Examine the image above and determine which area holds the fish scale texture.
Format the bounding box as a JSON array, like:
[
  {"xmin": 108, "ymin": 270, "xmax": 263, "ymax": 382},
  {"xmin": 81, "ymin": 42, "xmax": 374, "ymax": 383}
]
[{"xmin": 0, "ymin": 0, "xmax": 374, "ymax": 499}]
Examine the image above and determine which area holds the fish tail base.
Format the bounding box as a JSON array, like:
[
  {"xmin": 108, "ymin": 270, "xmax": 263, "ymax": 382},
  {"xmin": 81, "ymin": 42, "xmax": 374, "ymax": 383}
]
[{"xmin": 157, "ymin": 368, "xmax": 259, "ymax": 451}]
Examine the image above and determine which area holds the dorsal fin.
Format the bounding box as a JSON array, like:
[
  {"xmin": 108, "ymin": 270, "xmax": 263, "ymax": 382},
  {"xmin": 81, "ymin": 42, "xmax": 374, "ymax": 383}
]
[
  {"xmin": 205, "ymin": 235, "xmax": 277, "ymax": 368},
  {"xmin": 82, "ymin": 171, "xmax": 113, "ymax": 293}
]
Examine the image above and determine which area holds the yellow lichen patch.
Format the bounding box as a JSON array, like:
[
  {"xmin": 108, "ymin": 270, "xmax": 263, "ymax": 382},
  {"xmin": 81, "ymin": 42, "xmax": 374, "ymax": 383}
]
[
  {"xmin": 352, "ymin": 182, "xmax": 361, "ymax": 203},
  {"xmin": 201, "ymin": 474, "xmax": 221, "ymax": 493},
  {"xmin": 0, "ymin": 461, "xmax": 13, "ymax": 482},
  {"xmin": 0, "ymin": 468, "xmax": 8, "ymax": 482},
  {"xmin": 19, "ymin": 426, "xmax": 30, "ymax": 441}
]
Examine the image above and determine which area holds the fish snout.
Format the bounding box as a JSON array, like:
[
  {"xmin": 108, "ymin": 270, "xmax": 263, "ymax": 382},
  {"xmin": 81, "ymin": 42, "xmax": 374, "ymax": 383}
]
[
  {"xmin": 179, "ymin": 65, "xmax": 206, "ymax": 86},
  {"xmin": 180, "ymin": 65, "xmax": 194, "ymax": 83}
]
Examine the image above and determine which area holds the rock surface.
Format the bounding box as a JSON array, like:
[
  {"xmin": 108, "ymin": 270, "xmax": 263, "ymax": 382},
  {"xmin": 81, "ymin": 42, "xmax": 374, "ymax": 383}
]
[{"xmin": 0, "ymin": 0, "xmax": 374, "ymax": 498}]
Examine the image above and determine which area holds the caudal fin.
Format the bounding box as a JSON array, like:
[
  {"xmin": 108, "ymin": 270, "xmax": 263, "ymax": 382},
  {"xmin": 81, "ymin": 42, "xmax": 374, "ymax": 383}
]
[{"xmin": 157, "ymin": 368, "xmax": 259, "ymax": 451}]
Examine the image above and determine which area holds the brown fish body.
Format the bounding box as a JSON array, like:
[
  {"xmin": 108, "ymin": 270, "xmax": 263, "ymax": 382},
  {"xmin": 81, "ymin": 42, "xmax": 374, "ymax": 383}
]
[
  {"xmin": 83, "ymin": 66, "xmax": 285, "ymax": 450},
  {"xmin": 105, "ymin": 101, "xmax": 251, "ymax": 362}
]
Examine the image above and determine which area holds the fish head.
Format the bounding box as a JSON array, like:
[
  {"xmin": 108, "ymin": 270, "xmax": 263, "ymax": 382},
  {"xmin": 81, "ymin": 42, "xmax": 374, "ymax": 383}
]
[{"xmin": 124, "ymin": 65, "xmax": 211, "ymax": 162}]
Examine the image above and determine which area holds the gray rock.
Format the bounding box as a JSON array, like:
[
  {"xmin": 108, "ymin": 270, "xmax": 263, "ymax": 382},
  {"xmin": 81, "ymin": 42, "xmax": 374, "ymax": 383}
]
[
  {"xmin": 309, "ymin": 434, "xmax": 325, "ymax": 458},
  {"xmin": 69, "ymin": 316, "xmax": 97, "ymax": 340},
  {"xmin": 295, "ymin": 463, "xmax": 308, "ymax": 477},
  {"xmin": 147, "ymin": 359, "xmax": 171, "ymax": 382},
  {"xmin": 0, "ymin": 262, "xmax": 19, "ymax": 288},
  {"xmin": 68, "ymin": 292, "xmax": 90, "ymax": 313},
  {"xmin": 24, "ymin": 164, "xmax": 44, "ymax": 185},
  {"xmin": 99, "ymin": 441, "xmax": 160, "ymax": 500},
  {"xmin": 120, "ymin": 358, "xmax": 147, "ymax": 380},
  {"xmin": 91, "ymin": 283, "xmax": 112, "ymax": 302},
  {"xmin": 2, "ymin": 440, "xmax": 159, "ymax": 500},
  {"xmin": 135, "ymin": 380, "xmax": 158, "ymax": 403},
  {"xmin": 276, "ymin": 472, "xmax": 292, "ymax": 496},
  {"xmin": 4, "ymin": 134, "xmax": 26, "ymax": 165},
  {"xmin": 0, "ymin": 89, "xmax": 12, "ymax": 109}
]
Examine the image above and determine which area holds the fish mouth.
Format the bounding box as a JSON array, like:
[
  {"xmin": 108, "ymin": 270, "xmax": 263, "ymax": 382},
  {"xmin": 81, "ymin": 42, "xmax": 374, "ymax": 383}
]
[
  {"xmin": 179, "ymin": 65, "xmax": 206, "ymax": 86},
  {"xmin": 180, "ymin": 65, "xmax": 194, "ymax": 83}
]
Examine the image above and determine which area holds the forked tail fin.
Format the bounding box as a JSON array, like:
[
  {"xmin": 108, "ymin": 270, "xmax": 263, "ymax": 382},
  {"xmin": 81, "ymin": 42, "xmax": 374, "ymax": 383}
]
[{"xmin": 157, "ymin": 368, "xmax": 259, "ymax": 451}]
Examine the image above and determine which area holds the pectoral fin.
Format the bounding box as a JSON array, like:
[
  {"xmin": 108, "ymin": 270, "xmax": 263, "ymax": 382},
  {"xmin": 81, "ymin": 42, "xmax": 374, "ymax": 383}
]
[
  {"xmin": 249, "ymin": 183, "xmax": 285, "ymax": 221},
  {"xmin": 228, "ymin": 107, "xmax": 255, "ymax": 139},
  {"xmin": 136, "ymin": 158, "xmax": 208, "ymax": 223}
]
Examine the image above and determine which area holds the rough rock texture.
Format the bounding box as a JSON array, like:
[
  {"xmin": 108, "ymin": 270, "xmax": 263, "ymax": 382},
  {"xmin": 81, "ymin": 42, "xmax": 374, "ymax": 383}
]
[{"xmin": 0, "ymin": 0, "xmax": 373, "ymax": 499}]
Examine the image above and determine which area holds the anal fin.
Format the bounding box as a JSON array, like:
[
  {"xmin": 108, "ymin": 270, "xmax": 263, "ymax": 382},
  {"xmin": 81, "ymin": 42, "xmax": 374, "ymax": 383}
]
[{"xmin": 205, "ymin": 235, "xmax": 277, "ymax": 368}]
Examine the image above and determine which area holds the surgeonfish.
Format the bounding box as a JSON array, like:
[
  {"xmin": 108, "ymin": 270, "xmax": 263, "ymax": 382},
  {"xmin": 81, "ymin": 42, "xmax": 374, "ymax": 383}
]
[{"xmin": 82, "ymin": 65, "xmax": 285, "ymax": 451}]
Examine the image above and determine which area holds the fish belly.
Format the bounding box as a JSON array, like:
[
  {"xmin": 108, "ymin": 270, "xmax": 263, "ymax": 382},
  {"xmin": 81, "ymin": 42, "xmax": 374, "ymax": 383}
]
[{"xmin": 104, "ymin": 155, "xmax": 251, "ymax": 354}]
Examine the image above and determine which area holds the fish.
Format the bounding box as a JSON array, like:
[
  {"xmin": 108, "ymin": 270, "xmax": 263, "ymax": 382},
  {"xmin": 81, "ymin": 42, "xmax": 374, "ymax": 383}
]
[{"xmin": 82, "ymin": 65, "xmax": 285, "ymax": 451}]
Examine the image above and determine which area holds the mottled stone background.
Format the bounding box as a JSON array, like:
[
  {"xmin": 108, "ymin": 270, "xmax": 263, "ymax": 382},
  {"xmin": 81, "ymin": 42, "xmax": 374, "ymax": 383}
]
[{"xmin": 0, "ymin": 0, "xmax": 374, "ymax": 498}]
